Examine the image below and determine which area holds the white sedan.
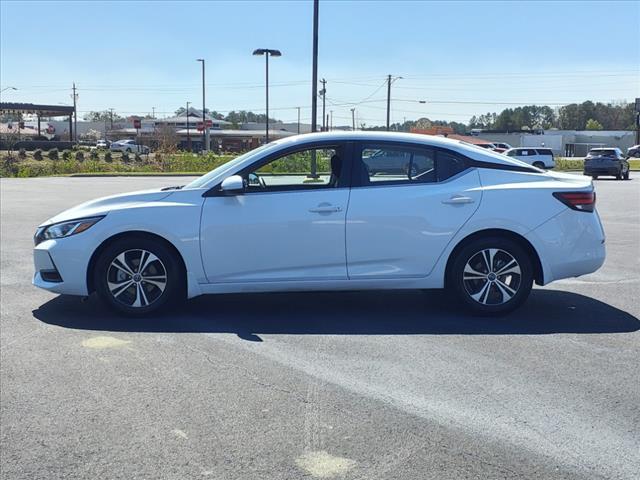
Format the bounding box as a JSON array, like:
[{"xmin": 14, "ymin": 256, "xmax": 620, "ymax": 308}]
[
  {"xmin": 110, "ymin": 139, "xmax": 149, "ymax": 154},
  {"xmin": 33, "ymin": 132, "xmax": 605, "ymax": 316}
]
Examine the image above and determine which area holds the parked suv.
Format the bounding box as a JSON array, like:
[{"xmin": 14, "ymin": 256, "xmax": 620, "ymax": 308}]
[
  {"xmin": 504, "ymin": 148, "xmax": 555, "ymax": 169},
  {"xmin": 583, "ymin": 148, "xmax": 629, "ymax": 180},
  {"xmin": 627, "ymin": 145, "xmax": 640, "ymax": 158}
]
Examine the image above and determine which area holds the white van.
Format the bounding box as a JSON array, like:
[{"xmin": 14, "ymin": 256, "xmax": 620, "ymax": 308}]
[{"xmin": 504, "ymin": 148, "xmax": 555, "ymax": 169}]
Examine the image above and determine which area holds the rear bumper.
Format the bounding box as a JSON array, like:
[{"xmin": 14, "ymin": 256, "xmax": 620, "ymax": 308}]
[
  {"xmin": 525, "ymin": 208, "xmax": 606, "ymax": 284},
  {"xmin": 584, "ymin": 167, "xmax": 619, "ymax": 176}
]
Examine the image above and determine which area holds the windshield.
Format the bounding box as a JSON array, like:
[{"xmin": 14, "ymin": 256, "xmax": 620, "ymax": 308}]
[{"xmin": 184, "ymin": 143, "xmax": 276, "ymax": 189}]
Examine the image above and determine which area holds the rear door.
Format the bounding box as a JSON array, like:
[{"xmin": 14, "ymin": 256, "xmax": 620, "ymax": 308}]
[{"xmin": 345, "ymin": 142, "xmax": 482, "ymax": 279}]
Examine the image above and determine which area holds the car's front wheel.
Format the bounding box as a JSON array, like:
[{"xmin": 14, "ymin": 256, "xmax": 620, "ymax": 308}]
[
  {"xmin": 94, "ymin": 236, "xmax": 184, "ymax": 316},
  {"xmin": 449, "ymin": 237, "xmax": 533, "ymax": 316}
]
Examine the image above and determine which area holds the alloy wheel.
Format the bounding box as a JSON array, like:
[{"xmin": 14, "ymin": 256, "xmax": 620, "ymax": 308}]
[
  {"xmin": 106, "ymin": 249, "xmax": 167, "ymax": 308},
  {"xmin": 463, "ymin": 248, "xmax": 522, "ymax": 305}
]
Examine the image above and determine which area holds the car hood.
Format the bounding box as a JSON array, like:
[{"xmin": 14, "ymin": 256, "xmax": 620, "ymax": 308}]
[{"xmin": 40, "ymin": 188, "xmax": 173, "ymax": 226}]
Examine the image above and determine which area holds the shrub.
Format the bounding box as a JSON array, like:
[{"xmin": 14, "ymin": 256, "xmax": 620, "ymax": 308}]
[
  {"xmin": 89, "ymin": 150, "xmax": 99, "ymax": 160},
  {"xmin": 62, "ymin": 149, "xmax": 72, "ymax": 160},
  {"xmin": 75, "ymin": 151, "xmax": 85, "ymax": 162},
  {"xmin": 48, "ymin": 148, "xmax": 59, "ymax": 160},
  {"xmin": 121, "ymin": 152, "xmax": 131, "ymax": 163},
  {"xmin": 104, "ymin": 151, "xmax": 113, "ymax": 163},
  {"xmin": 18, "ymin": 148, "xmax": 27, "ymax": 159},
  {"xmin": 33, "ymin": 149, "xmax": 43, "ymax": 161}
]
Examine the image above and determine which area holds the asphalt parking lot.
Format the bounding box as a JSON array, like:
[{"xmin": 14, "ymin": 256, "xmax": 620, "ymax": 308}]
[{"xmin": 1, "ymin": 174, "xmax": 639, "ymax": 480}]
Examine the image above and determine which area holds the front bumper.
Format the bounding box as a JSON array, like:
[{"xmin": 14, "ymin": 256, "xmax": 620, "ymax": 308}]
[{"xmin": 33, "ymin": 238, "xmax": 91, "ymax": 296}]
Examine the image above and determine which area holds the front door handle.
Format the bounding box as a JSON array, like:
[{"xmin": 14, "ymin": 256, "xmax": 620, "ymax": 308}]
[
  {"xmin": 309, "ymin": 205, "xmax": 342, "ymax": 213},
  {"xmin": 442, "ymin": 195, "xmax": 475, "ymax": 205}
]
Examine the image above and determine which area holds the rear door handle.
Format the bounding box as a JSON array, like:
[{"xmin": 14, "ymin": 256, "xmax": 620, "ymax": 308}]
[
  {"xmin": 309, "ymin": 205, "xmax": 342, "ymax": 213},
  {"xmin": 442, "ymin": 195, "xmax": 475, "ymax": 205}
]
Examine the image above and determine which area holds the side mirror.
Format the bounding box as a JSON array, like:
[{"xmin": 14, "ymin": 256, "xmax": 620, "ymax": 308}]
[{"xmin": 220, "ymin": 175, "xmax": 245, "ymax": 194}]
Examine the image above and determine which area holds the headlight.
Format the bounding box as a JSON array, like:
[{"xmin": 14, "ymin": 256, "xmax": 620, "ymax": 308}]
[{"xmin": 34, "ymin": 216, "xmax": 105, "ymax": 246}]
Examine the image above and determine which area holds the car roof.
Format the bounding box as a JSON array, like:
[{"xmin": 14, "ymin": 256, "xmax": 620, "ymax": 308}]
[{"xmin": 270, "ymin": 131, "xmax": 527, "ymax": 168}]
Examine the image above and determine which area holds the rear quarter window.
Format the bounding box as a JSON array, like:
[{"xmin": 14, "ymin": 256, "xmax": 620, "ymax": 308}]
[{"xmin": 436, "ymin": 150, "xmax": 468, "ymax": 181}]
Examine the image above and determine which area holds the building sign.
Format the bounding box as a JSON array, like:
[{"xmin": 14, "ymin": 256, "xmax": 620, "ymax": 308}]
[{"xmin": 133, "ymin": 119, "xmax": 141, "ymax": 129}]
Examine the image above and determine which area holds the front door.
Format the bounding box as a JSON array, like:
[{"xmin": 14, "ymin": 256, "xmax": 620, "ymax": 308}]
[{"xmin": 200, "ymin": 144, "xmax": 351, "ymax": 283}]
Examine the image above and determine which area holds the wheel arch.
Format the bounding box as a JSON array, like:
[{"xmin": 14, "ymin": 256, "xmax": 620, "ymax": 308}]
[
  {"xmin": 86, "ymin": 230, "xmax": 187, "ymax": 294},
  {"xmin": 444, "ymin": 228, "xmax": 544, "ymax": 286}
]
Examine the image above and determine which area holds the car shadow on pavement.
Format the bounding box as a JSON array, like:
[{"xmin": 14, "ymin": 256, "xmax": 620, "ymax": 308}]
[{"xmin": 32, "ymin": 288, "xmax": 639, "ymax": 340}]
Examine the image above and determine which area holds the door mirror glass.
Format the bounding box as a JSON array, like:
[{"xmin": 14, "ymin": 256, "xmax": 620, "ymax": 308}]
[{"xmin": 220, "ymin": 175, "xmax": 245, "ymax": 193}]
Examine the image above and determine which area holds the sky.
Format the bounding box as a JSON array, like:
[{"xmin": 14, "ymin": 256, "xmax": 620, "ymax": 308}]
[{"xmin": 1, "ymin": 0, "xmax": 639, "ymax": 127}]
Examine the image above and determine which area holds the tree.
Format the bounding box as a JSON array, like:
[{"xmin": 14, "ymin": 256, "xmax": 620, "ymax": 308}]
[
  {"xmin": 83, "ymin": 110, "xmax": 124, "ymax": 122},
  {"xmin": 585, "ymin": 118, "xmax": 603, "ymax": 130}
]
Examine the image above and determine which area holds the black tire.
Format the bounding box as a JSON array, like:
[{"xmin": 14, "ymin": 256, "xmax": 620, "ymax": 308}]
[
  {"xmin": 533, "ymin": 161, "xmax": 545, "ymax": 169},
  {"xmin": 623, "ymin": 168, "xmax": 630, "ymax": 180},
  {"xmin": 634, "ymin": 152, "xmax": 640, "ymax": 158},
  {"xmin": 616, "ymin": 169, "xmax": 622, "ymax": 180},
  {"xmin": 94, "ymin": 235, "xmax": 185, "ymax": 316},
  {"xmin": 126, "ymin": 148, "xmax": 132, "ymax": 153},
  {"xmin": 449, "ymin": 236, "xmax": 533, "ymax": 316}
]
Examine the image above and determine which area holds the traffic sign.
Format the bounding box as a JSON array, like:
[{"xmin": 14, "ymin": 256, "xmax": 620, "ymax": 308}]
[{"xmin": 133, "ymin": 119, "xmax": 141, "ymax": 129}]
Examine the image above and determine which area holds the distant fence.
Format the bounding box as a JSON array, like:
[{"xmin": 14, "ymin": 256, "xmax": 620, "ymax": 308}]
[{"xmin": 0, "ymin": 140, "xmax": 76, "ymax": 151}]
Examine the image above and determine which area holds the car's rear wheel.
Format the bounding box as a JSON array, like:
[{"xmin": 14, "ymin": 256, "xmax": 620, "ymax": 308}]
[
  {"xmin": 616, "ymin": 169, "xmax": 623, "ymax": 180},
  {"xmin": 94, "ymin": 236, "xmax": 184, "ymax": 316},
  {"xmin": 449, "ymin": 237, "xmax": 533, "ymax": 316},
  {"xmin": 623, "ymin": 168, "xmax": 630, "ymax": 180},
  {"xmin": 533, "ymin": 161, "xmax": 545, "ymax": 169}
]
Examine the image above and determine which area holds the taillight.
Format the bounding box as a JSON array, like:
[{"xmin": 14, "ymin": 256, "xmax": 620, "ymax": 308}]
[{"xmin": 553, "ymin": 191, "xmax": 596, "ymax": 212}]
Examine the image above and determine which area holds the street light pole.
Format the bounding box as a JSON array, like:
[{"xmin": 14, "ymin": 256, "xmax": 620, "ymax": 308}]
[
  {"xmin": 253, "ymin": 48, "xmax": 282, "ymax": 144},
  {"xmin": 196, "ymin": 59, "xmax": 207, "ymax": 152},
  {"xmin": 351, "ymin": 108, "xmax": 356, "ymax": 131},
  {"xmin": 297, "ymin": 107, "xmax": 301, "ymax": 134}
]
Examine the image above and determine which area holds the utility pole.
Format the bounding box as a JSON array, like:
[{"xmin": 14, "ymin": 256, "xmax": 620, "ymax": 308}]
[
  {"xmin": 386, "ymin": 75, "xmax": 402, "ymax": 131},
  {"xmin": 386, "ymin": 75, "xmax": 391, "ymax": 131},
  {"xmin": 351, "ymin": 108, "xmax": 356, "ymax": 131},
  {"xmin": 310, "ymin": 0, "xmax": 319, "ymax": 133},
  {"xmin": 197, "ymin": 59, "xmax": 207, "ymax": 152},
  {"xmin": 297, "ymin": 107, "xmax": 301, "ymax": 134},
  {"xmin": 186, "ymin": 101, "xmax": 191, "ymax": 152},
  {"xmin": 72, "ymin": 82, "xmax": 78, "ymax": 142},
  {"xmin": 109, "ymin": 108, "xmax": 114, "ymax": 129},
  {"xmin": 320, "ymin": 78, "xmax": 327, "ymax": 131},
  {"xmin": 635, "ymin": 97, "xmax": 640, "ymax": 145},
  {"xmin": 329, "ymin": 110, "xmax": 333, "ymax": 131},
  {"xmin": 152, "ymin": 107, "xmax": 156, "ymax": 119}
]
